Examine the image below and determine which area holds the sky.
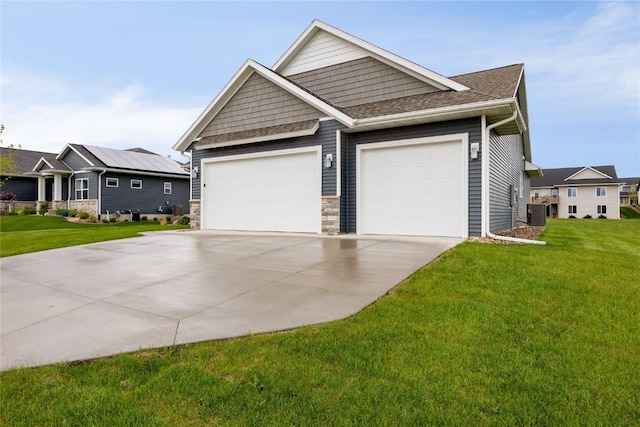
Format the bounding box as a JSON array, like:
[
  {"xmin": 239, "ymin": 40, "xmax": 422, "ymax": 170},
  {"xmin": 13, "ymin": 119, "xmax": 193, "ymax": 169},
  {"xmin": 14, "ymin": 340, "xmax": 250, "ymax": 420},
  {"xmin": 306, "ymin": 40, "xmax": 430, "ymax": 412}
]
[{"xmin": 1, "ymin": 1, "xmax": 639, "ymax": 177}]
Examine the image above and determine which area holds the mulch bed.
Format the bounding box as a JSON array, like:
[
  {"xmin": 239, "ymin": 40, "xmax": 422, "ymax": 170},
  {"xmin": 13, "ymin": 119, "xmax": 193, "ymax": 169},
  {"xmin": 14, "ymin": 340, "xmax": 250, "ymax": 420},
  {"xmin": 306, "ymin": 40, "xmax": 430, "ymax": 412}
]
[{"xmin": 468, "ymin": 225, "xmax": 545, "ymax": 244}]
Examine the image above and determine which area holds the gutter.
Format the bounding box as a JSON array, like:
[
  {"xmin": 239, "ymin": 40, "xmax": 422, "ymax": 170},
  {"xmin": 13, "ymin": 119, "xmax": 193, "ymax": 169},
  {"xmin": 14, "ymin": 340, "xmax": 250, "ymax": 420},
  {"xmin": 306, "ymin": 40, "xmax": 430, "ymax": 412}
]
[
  {"xmin": 483, "ymin": 111, "xmax": 546, "ymax": 246},
  {"xmin": 97, "ymin": 169, "xmax": 106, "ymax": 218}
]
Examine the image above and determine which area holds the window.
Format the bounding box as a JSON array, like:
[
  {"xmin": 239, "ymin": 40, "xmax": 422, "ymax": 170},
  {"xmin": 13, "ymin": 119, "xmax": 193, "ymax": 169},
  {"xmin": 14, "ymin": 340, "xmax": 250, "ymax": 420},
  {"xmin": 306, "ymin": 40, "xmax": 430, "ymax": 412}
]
[
  {"xmin": 164, "ymin": 181, "xmax": 172, "ymax": 195},
  {"xmin": 568, "ymin": 205, "xmax": 577, "ymax": 214},
  {"xmin": 568, "ymin": 187, "xmax": 577, "ymax": 198},
  {"xmin": 75, "ymin": 178, "xmax": 88, "ymax": 200},
  {"xmin": 534, "ymin": 190, "xmax": 540, "ymax": 198},
  {"xmin": 131, "ymin": 179, "xmax": 142, "ymax": 189},
  {"xmin": 106, "ymin": 177, "xmax": 119, "ymax": 187},
  {"xmin": 597, "ymin": 205, "xmax": 607, "ymax": 214},
  {"xmin": 551, "ymin": 188, "xmax": 558, "ymax": 197},
  {"xmin": 596, "ymin": 187, "xmax": 607, "ymax": 197}
]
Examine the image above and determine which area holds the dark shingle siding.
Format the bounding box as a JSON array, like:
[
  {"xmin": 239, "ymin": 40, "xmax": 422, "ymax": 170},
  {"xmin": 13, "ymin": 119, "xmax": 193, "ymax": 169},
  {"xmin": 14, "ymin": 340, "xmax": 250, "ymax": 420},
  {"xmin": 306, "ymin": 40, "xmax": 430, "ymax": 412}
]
[{"xmin": 101, "ymin": 173, "xmax": 190, "ymax": 215}]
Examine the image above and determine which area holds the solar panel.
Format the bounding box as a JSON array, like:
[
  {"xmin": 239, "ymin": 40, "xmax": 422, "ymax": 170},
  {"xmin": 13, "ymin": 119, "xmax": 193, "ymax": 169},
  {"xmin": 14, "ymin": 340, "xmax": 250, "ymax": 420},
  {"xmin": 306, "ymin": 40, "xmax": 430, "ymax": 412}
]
[{"xmin": 84, "ymin": 145, "xmax": 187, "ymax": 175}]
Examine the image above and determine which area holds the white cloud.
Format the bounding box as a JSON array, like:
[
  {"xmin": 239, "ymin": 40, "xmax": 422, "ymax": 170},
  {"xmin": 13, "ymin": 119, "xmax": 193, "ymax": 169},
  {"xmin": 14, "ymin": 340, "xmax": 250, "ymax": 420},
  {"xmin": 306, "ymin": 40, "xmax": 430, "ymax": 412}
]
[{"xmin": 1, "ymin": 70, "xmax": 201, "ymax": 160}]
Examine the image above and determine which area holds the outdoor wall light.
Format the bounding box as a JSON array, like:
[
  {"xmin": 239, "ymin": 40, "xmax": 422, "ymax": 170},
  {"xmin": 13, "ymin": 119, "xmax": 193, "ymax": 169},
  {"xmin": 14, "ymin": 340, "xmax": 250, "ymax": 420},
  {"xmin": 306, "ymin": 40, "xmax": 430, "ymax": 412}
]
[
  {"xmin": 192, "ymin": 166, "xmax": 199, "ymax": 178},
  {"xmin": 324, "ymin": 153, "xmax": 333, "ymax": 168}
]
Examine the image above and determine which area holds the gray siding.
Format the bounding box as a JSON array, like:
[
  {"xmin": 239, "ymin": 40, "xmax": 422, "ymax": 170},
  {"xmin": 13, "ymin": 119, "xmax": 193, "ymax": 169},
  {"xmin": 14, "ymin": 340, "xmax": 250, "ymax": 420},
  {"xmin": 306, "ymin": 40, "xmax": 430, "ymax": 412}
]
[
  {"xmin": 344, "ymin": 118, "xmax": 483, "ymax": 236},
  {"xmin": 101, "ymin": 173, "xmax": 190, "ymax": 215},
  {"xmin": 71, "ymin": 172, "xmax": 99, "ymax": 201},
  {"xmin": 489, "ymin": 132, "xmax": 528, "ymax": 232},
  {"xmin": 199, "ymin": 73, "xmax": 325, "ymax": 138},
  {"xmin": 61, "ymin": 149, "xmax": 92, "ymax": 170},
  {"xmin": 287, "ymin": 57, "xmax": 440, "ymax": 108},
  {"xmin": 192, "ymin": 121, "xmax": 344, "ymax": 200},
  {"xmin": 0, "ymin": 177, "xmax": 38, "ymax": 201}
]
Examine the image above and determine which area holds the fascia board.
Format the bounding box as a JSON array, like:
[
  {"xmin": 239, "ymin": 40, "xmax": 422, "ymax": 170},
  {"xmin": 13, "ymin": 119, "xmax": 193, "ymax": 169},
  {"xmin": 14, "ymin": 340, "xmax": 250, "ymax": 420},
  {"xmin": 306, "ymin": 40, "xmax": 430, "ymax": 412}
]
[
  {"xmin": 173, "ymin": 59, "xmax": 354, "ymax": 153},
  {"xmin": 196, "ymin": 121, "xmax": 320, "ymax": 150},
  {"xmin": 173, "ymin": 60, "xmax": 255, "ymax": 152},
  {"xmin": 564, "ymin": 166, "xmax": 613, "ymax": 181},
  {"xmin": 56, "ymin": 144, "xmax": 95, "ymax": 167},
  {"xmin": 32, "ymin": 158, "xmax": 53, "ymax": 172},
  {"xmin": 353, "ymin": 98, "xmax": 519, "ymax": 129},
  {"xmin": 82, "ymin": 167, "xmax": 188, "ymax": 179},
  {"xmin": 273, "ymin": 20, "xmax": 469, "ymax": 92}
]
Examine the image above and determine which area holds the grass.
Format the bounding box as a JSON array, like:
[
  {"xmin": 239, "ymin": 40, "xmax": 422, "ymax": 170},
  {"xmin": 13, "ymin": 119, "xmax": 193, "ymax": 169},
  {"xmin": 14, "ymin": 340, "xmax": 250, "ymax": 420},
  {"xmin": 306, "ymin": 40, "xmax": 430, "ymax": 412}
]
[
  {"xmin": 1, "ymin": 219, "xmax": 639, "ymax": 425},
  {"xmin": 621, "ymin": 206, "xmax": 640, "ymax": 219},
  {"xmin": 0, "ymin": 215, "xmax": 189, "ymax": 257}
]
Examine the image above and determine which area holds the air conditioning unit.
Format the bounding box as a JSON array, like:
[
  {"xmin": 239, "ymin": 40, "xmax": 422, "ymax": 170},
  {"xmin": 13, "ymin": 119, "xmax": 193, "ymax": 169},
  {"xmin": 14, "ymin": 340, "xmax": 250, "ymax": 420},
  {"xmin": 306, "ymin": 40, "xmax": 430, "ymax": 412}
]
[{"xmin": 527, "ymin": 204, "xmax": 546, "ymax": 226}]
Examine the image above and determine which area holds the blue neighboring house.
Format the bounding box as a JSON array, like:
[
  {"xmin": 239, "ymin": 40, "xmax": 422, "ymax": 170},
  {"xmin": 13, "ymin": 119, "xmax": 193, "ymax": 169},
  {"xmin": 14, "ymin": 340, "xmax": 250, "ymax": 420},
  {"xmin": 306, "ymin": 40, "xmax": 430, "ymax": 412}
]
[{"xmin": 2, "ymin": 144, "xmax": 190, "ymax": 219}]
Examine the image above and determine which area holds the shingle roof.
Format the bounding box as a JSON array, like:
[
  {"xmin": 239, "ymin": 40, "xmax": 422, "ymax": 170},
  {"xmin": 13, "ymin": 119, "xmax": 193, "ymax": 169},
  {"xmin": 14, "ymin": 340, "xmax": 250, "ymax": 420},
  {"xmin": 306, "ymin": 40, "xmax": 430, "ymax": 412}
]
[
  {"xmin": 0, "ymin": 147, "xmax": 58, "ymax": 174},
  {"xmin": 198, "ymin": 120, "xmax": 319, "ymax": 147},
  {"xmin": 531, "ymin": 166, "xmax": 623, "ymax": 187}
]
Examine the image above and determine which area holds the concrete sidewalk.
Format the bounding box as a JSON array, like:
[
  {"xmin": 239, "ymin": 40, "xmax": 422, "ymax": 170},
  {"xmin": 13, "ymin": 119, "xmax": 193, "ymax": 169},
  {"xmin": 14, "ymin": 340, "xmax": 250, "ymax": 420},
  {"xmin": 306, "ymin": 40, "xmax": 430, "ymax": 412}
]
[{"xmin": 1, "ymin": 231, "xmax": 461, "ymax": 370}]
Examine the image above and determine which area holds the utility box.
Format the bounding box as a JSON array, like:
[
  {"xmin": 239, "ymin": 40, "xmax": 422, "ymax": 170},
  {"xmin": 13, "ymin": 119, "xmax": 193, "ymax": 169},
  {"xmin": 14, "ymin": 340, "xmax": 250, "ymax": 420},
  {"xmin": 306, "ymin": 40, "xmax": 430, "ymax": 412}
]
[
  {"xmin": 172, "ymin": 205, "xmax": 184, "ymax": 216},
  {"xmin": 527, "ymin": 204, "xmax": 546, "ymax": 226}
]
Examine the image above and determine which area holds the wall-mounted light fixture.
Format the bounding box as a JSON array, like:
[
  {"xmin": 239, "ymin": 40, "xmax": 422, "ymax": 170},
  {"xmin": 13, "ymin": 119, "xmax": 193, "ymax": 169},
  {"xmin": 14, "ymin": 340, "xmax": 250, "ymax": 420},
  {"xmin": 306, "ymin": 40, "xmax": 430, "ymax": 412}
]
[
  {"xmin": 470, "ymin": 143, "xmax": 479, "ymax": 160},
  {"xmin": 192, "ymin": 166, "xmax": 199, "ymax": 178},
  {"xmin": 324, "ymin": 153, "xmax": 333, "ymax": 168}
]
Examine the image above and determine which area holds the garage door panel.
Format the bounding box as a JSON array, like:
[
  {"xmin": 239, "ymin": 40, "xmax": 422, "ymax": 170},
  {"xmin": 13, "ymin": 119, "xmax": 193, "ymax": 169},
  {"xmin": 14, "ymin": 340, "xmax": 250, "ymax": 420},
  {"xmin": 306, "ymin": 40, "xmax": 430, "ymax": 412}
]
[
  {"xmin": 203, "ymin": 150, "xmax": 319, "ymax": 233},
  {"xmin": 360, "ymin": 139, "xmax": 467, "ymax": 238}
]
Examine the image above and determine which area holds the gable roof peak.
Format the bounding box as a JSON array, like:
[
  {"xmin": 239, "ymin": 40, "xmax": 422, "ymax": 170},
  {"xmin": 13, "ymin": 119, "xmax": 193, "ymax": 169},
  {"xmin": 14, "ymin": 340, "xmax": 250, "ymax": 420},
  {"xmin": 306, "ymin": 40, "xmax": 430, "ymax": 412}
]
[{"xmin": 273, "ymin": 20, "xmax": 470, "ymax": 92}]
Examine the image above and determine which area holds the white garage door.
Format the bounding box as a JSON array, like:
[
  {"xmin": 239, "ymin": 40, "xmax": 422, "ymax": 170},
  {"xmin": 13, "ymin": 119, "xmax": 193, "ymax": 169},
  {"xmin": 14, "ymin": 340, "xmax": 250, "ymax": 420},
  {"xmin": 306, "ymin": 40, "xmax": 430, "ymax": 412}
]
[
  {"xmin": 202, "ymin": 148, "xmax": 321, "ymax": 233},
  {"xmin": 358, "ymin": 136, "xmax": 467, "ymax": 237}
]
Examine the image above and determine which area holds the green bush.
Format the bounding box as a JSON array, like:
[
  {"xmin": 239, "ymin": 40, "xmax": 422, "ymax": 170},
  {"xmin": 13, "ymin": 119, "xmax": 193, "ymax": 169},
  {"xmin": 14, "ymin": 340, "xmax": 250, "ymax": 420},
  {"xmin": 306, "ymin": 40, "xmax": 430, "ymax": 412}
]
[
  {"xmin": 153, "ymin": 217, "xmax": 158, "ymax": 222},
  {"xmin": 38, "ymin": 203, "xmax": 49, "ymax": 215},
  {"xmin": 166, "ymin": 216, "xmax": 172, "ymax": 222},
  {"xmin": 102, "ymin": 218, "xmax": 109, "ymax": 223},
  {"xmin": 109, "ymin": 217, "xmax": 117, "ymax": 223},
  {"xmin": 141, "ymin": 216, "xmax": 148, "ymax": 221},
  {"xmin": 68, "ymin": 209, "xmax": 79, "ymax": 217},
  {"xmin": 178, "ymin": 216, "xmax": 190, "ymax": 225},
  {"xmin": 7, "ymin": 210, "xmax": 18, "ymax": 216},
  {"xmin": 19, "ymin": 206, "xmax": 35, "ymax": 216},
  {"xmin": 78, "ymin": 211, "xmax": 90, "ymax": 220}
]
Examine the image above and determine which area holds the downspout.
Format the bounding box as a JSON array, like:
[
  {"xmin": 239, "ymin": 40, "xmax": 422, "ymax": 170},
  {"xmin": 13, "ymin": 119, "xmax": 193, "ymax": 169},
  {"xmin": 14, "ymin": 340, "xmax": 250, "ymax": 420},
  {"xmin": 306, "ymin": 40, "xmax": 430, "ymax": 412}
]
[
  {"xmin": 483, "ymin": 111, "xmax": 546, "ymax": 245},
  {"xmin": 67, "ymin": 172, "xmax": 75, "ymax": 209},
  {"xmin": 97, "ymin": 169, "xmax": 106, "ymax": 219}
]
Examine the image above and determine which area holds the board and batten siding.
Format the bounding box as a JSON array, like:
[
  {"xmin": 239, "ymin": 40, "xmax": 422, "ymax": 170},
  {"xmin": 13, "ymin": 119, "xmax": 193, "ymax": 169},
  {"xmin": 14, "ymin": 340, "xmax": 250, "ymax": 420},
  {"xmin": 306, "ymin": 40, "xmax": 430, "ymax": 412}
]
[
  {"xmin": 489, "ymin": 132, "xmax": 528, "ymax": 232},
  {"xmin": 280, "ymin": 30, "xmax": 368, "ymax": 76},
  {"xmin": 287, "ymin": 57, "xmax": 440, "ymax": 108},
  {"xmin": 344, "ymin": 118, "xmax": 483, "ymax": 236},
  {"xmin": 192, "ymin": 120, "xmax": 345, "ymax": 200},
  {"xmin": 198, "ymin": 73, "xmax": 326, "ymax": 138},
  {"xmin": 100, "ymin": 173, "xmax": 190, "ymax": 215}
]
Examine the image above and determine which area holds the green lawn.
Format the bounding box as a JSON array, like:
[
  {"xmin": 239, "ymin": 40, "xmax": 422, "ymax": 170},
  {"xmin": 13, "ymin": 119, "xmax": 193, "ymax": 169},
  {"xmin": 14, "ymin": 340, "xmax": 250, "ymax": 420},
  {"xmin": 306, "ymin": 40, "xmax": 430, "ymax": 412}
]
[
  {"xmin": 621, "ymin": 206, "xmax": 640, "ymax": 219},
  {"xmin": 1, "ymin": 219, "xmax": 639, "ymax": 425},
  {"xmin": 0, "ymin": 215, "xmax": 189, "ymax": 257}
]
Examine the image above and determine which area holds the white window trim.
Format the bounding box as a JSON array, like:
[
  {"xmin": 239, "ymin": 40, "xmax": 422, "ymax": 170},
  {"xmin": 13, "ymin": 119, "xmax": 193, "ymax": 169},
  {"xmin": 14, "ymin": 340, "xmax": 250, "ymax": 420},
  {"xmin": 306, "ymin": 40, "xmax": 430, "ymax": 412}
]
[
  {"xmin": 106, "ymin": 177, "xmax": 119, "ymax": 188},
  {"xmin": 568, "ymin": 205, "xmax": 577, "ymax": 214},
  {"xmin": 131, "ymin": 179, "xmax": 143, "ymax": 189},
  {"xmin": 596, "ymin": 187, "xmax": 607, "ymax": 197},
  {"xmin": 164, "ymin": 181, "xmax": 172, "ymax": 195},
  {"xmin": 568, "ymin": 187, "xmax": 577, "ymax": 198},
  {"xmin": 75, "ymin": 178, "xmax": 89, "ymax": 200}
]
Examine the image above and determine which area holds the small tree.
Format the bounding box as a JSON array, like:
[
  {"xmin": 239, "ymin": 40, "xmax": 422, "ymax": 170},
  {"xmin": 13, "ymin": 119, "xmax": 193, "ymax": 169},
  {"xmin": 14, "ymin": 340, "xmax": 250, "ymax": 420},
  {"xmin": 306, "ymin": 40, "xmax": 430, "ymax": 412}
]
[
  {"xmin": 0, "ymin": 125, "xmax": 21, "ymax": 187},
  {"xmin": 630, "ymin": 184, "xmax": 638, "ymax": 206}
]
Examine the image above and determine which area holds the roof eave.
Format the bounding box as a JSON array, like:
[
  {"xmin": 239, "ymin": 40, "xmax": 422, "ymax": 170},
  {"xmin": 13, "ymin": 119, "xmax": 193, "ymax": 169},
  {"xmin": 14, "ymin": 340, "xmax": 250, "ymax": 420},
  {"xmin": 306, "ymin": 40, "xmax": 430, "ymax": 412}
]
[{"xmin": 82, "ymin": 167, "xmax": 189, "ymax": 179}]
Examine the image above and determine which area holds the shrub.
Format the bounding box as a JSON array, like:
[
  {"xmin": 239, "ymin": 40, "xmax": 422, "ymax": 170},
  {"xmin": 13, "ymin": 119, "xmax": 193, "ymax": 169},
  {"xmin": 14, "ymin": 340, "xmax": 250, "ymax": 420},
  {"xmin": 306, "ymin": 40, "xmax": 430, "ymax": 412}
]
[
  {"xmin": 78, "ymin": 211, "xmax": 90, "ymax": 220},
  {"xmin": 7, "ymin": 210, "xmax": 18, "ymax": 216},
  {"xmin": 102, "ymin": 218, "xmax": 109, "ymax": 223},
  {"xmin": 166, "ymin": 216, "xmax": 172, "ymax": 222},
  {"xmin": 598, "ymin": 215, "xmax": 607, "ymax": 219},
  {"xmin": 55, "ymin": 208, "xmax": 65, "ymax": 215},
  {"xmin": 19, "ymin": 206, "xmax": 35, "ymax": 215},
  {"xmin": 0, "ymin": 191, "xmax": 17, "ymax": 201},
  {"xmin": 178, "ymin": 216, "xmax": 190, "ymax": 225},
  {"xmin": 68, "ymin": 209, "xmax": 79, "ymax": 217},
  {"xmin": 568, "ymin": 215, "xmax": 576, "ymax": 219},
  {"xmin": 583, "ymin": 215, "xmax": 592, "ymax": 219},
  {"xmin": 109, "ymin": 217, "xmax": 117, "ymax": 223},
  {"xmin": 153, "ymin": 217, "xmax": 158, "ymax": 222},
  {"xmin": 141, "ymin": 216, "xmax": 148, "ymax": 221},
  {"xmin": 38, "ymin": 203, "xmax": 49, "ymax": 216}
]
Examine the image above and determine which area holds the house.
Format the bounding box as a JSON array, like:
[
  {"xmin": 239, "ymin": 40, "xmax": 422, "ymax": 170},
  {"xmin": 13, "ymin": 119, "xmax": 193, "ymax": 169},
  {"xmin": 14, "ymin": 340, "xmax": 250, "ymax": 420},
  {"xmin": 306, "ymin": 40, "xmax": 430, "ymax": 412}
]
[
  {"xmin": 173, "ymin": 20, "xmax": 542, "ymax": 238},
  {"xmin": 0, "ymin": 147, "xmax": 58, "ymax": 212},
  {"xmin": 619, "ymin": 177, "xmax": 639, "ymax": 206},
  {"xmin": 530, "ymin": 166, "xmax": 625, "ymax": 219},
  {"xmin": 19, "ymin": 144, "xmax": 190, "ymax": 220}
]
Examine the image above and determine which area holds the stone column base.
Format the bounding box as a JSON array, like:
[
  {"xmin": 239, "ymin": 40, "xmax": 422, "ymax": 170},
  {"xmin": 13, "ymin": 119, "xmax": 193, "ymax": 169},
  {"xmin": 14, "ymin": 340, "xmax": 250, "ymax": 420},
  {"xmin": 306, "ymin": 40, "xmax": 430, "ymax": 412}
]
[
  {"xmin": 321, "ymin": 196, "xmax": 340, "ymax": 235},
  {"xmin": 189, "ymin": 199, "xmax": 201, "ymax": 230}
]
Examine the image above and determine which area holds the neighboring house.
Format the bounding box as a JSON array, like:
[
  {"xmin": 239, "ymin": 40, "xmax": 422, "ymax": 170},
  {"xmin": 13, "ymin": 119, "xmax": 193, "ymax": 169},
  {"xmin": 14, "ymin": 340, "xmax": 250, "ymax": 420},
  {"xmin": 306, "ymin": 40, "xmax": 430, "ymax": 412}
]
[
  {"xmin": 619, "ymin": 177, "xmax": 639, "ymax": 206},
  {"xmin": 0, "ymin": 147, "xmax": 58, "ymax": 212},
  {"xmin": 25, "ymin": 144, "xmax": 190, "ymax": 219},
  {"xmin": 174, "ymin": 20, "xmax": 542, "ymax": 237},
  {"xmin": 530, "ymin": 166, "xmax": 624, "ymax": 219}
]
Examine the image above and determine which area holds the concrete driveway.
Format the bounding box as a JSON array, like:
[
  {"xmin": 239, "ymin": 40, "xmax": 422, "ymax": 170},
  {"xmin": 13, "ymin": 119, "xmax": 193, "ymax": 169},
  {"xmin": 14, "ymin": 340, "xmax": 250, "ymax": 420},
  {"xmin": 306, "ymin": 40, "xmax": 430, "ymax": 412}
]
[{"xmin": 1, "ymin": 231, "xmax": 461, "ymax": 370}]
